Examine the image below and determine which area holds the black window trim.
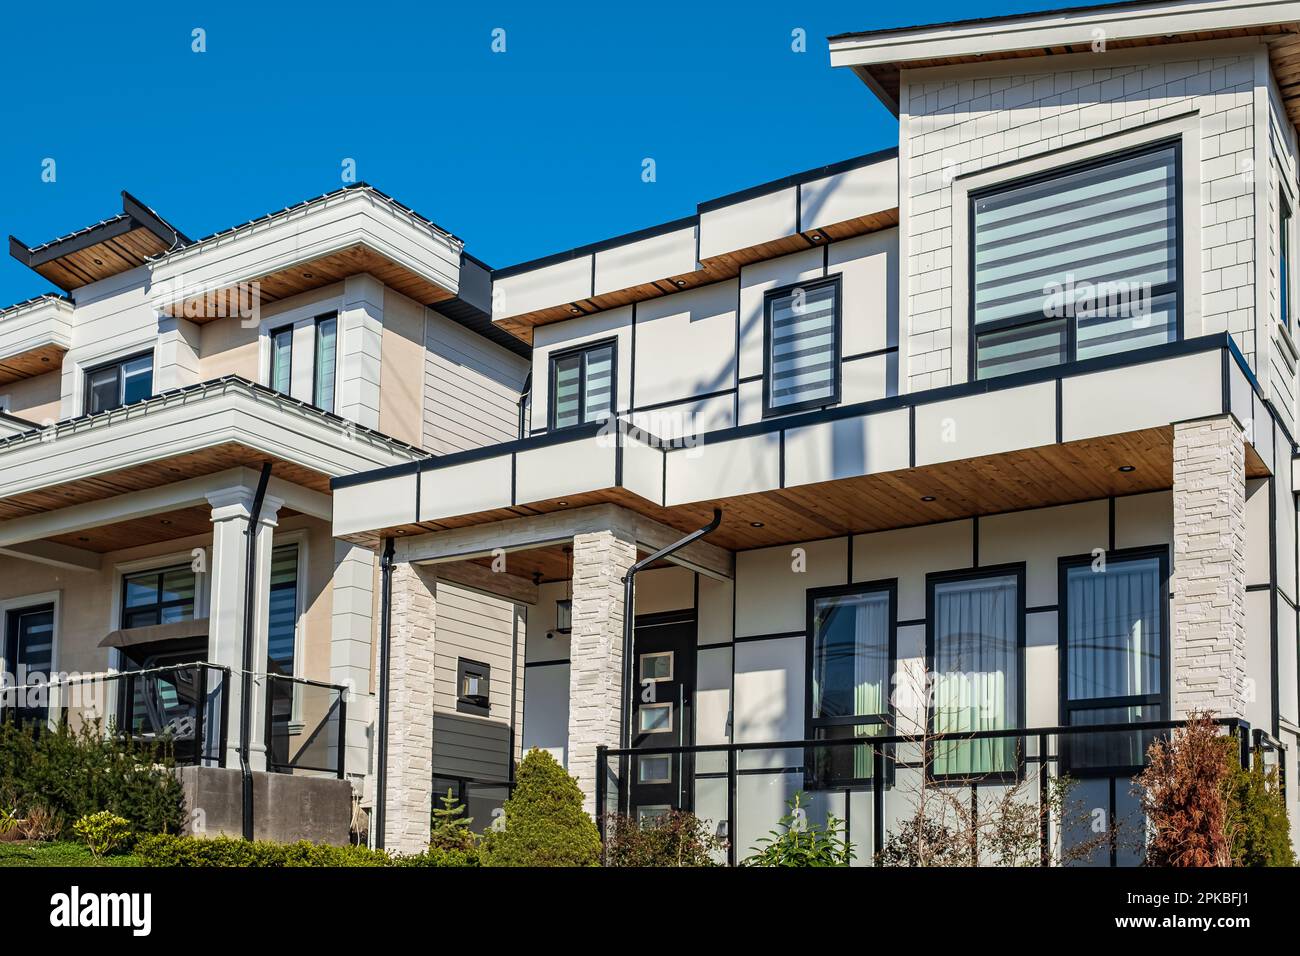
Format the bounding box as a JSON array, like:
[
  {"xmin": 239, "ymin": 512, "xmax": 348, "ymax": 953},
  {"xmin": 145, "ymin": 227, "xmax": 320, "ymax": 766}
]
[
  {"xmin": 83, "ymin": 349, "xmax": 154, "ymax": 415},
  {"xmin": 546, "ymin": 336, "xmax": 618, "ymax": 432},
  {"xmin": 268, "ymin": 323, "xmax": 295, "ymax": 396},
  {"xmin": 312, "ymin": 312, "xmax": 339, "ymax": 412},
  {"xmin": 803, "ymin": 578, "xmax": 897, "ymax": 790},
  {"xmin": 924, "ymin": 562, "xmax": 1027, "ymax": 785},
  {"xmin": 120, "ymin": 561, "xmax": 198, "ymax": 629},
  {"xmin": 1057, "ymin": 544, "xmax": 1171, "ymax": 778},
  {"xmin": 456, "ymin": 657, "xmax": 491, "ymax": 717},
  {"xmin": 967, "ymin": 138, "xmax": 1185, "ymax": 382},
  {"xmin": 762, "ymin": 273, "xmax": 843, "ymax": 418}
]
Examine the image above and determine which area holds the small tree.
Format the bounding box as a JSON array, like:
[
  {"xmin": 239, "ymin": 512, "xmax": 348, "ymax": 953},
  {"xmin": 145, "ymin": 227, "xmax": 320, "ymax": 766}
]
[
  {"xmin": 743, "ymin": 792, "xmax": 854, "ymax": 867},
  {"xmin": 604, "ymin": 810, "xmax": 726, "ymax": 867},
  {"xmin": 479, "ymin": 749, "xmax": 601, "ymax": 867},
  {"xmin": 1136, "ymin": 712, "xmax": 1236, "ymax": 867},
  {"xmin": 429, "ymin": 788, "xmax": 476, "ymax": 852},
  {"xmin": 1226, "ymin": 750, "xmax": 1295, "ymax": 867}
]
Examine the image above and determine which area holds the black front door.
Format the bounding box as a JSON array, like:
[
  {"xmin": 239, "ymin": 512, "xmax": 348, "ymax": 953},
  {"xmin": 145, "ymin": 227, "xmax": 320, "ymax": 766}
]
[
  {"xmin": 628, "ymin": 612, "xmax": 696, "ymax": 822},
  {"xmin": 3, "ymin": 604, "xmax": 54, "ymax": 724}
]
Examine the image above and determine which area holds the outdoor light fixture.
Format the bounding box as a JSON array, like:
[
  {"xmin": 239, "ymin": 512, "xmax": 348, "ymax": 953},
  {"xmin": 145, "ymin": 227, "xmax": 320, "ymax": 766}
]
[{"xmin": 549, "ymin": 547, "xmax": 574, "ymax": 638}]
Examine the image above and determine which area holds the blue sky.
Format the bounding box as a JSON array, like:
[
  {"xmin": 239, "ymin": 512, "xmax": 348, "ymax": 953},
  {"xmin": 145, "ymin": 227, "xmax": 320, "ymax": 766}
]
[{"xmin": 0, "ymin": 0, "xmax": 1055, "ymax": 305}]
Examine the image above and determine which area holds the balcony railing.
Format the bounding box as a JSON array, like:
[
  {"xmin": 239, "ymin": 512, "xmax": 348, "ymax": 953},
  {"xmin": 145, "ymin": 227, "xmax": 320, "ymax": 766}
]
[
  {"xmin": 596, "ymin": 719, "xmax": 1285, "ymax": 867},
  {"xmin": 264, "ymin": 673, "xmax": 347, "ymax": 779}
]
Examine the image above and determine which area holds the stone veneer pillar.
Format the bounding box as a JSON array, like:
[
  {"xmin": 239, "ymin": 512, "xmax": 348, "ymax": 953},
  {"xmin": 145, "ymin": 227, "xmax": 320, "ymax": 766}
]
[
  {"xmin": 566, "ymin": 525, "xmax": 638, "ymax": 817},
  {"xmin": 382, "ymin": 561, "xmax": 437, "ymax": 854},
  {"xmin": 1171, "ymin": 415, "xmax": 1247, "ymax": 720}
]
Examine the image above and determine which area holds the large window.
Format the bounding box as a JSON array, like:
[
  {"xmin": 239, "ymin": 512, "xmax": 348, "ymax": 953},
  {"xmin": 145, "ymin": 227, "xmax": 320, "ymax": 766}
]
[
  {"xmin": 928, "ymin": 568, "xmax": 1023, "ymax": 778},
  {"xmin": 314, "ymin": 315, "xmax": 338, "ymax": 413},
  {"xmin": 971, "ymin": 142, "xmax": 1179, "ymax": 379},
  {"xmin": 86, "ymin": 353, "xmax": 153, "ymax": 414},
  {"xmin": 549, "ymin": 340, "xmax": 615, "ymax": 430},
  {"xmin": 806, "ymin": 582, "xmax": 894, "ymax": 785},
  {"xmin": 764, "ymin": 276, "xmax": 841, "ymax": 415},
  {"xmin": 122, "ymin": 565, "xmax": 197, "ymax": 628},
  {"xmin": 266, "ymin": 544, "xmax": 300, "ymax": 677},
  {"xmin": 3, "ymin": 604, "xmax": 54, "ymax": 724},
  {"xmin": 1061, "ymin": 550, "xmax": 1167, "ymax": 772}
]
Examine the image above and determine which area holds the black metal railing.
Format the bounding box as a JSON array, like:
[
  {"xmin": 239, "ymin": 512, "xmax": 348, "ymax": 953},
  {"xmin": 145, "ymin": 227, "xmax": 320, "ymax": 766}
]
[
  {"xmin": 2, "ymin": 662, "xmax": 230, "ymax": 767},
  {"xmin": 596, "ymin": 718, "xmax": 1278, "ymax": 867},
  {"xmin": 264, "ymin": 673, "xmax": 347, "ymax": 779}
]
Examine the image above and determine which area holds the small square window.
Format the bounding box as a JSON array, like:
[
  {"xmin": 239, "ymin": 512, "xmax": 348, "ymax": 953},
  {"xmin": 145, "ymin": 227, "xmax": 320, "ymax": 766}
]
[
  {"xmin": 638, "ymin": 754, "xmax": 672, "ymax": 784},
  {"xmin": 637, "ymin": 805, "xmax": 672, "ymax": 826},
  {"xmin": 456, "ymin": 658, "xmax": 490, "ymax": 716},
  {"xmin": 638, "ymin": 702, "xmax": 672, "ymax": 734},
  {"xmin": 638, "ymin": 651, "xmax": 673, "ymax": 683}
]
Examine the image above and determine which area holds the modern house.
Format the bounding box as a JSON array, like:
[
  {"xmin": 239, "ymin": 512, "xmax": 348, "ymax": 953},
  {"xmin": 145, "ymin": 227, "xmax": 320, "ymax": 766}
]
[{"xmin": 4, "ymin": 0, "xmax": 1300, "ymax": 865}]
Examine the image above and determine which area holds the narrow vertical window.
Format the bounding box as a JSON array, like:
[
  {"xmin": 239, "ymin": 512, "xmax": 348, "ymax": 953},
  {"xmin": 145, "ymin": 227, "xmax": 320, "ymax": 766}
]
[
  {"xmin": 269, "ymin": 325, "xmax": 294, "ymax": 396},
  {"xmin": 548, "ymin": 340, "xmax": 615, "ymax": 430},
  {"xmin": 314, "ymin": 315, "xmax": 337, "ymax": 412},
  {"xmin": 1281, "ymin": 193, "xmax": 1292, "ymax": 330},
  {"xmin": 929, "ymin": 570, "xmax": 1022, "ymax": 778},
  {"xmin": 765, "ymin": 276, "xmax": 841, "ymax": 415},
  {"xmin": 266, "ymin": 544, "xmax": 300, "ymax": 677}
]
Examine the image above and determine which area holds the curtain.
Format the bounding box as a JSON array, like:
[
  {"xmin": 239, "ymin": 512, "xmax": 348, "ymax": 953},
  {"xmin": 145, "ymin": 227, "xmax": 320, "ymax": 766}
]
[
  {"xmin": 932, "ymin": 574, "xmax": 1018, "ymax": 776},
  {"xmin": 812, "ymin": 590, "xmax": 889, "ymax": 779},
  {"xmin": 769, "ymin": 283, "xmax": 836, "ymax": 410}
]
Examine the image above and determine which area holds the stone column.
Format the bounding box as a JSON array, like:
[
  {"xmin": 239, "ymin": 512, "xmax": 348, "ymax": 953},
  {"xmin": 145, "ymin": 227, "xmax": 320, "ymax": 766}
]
[
  {"xmin": 566, "ymin": 524, "xmax": 637, "ymax": 816},
  {"xmin": 1171, "ymin": 415, "xmax": 1247, "ymax": 720},
  {"xmin": 206, "ymin": 487, "xmax": 281, "ymax": 769},
  {"xmin": 383, "ymin": 561, "xmax": 437, "ymax": 855},
  {"xmin": 330, "ymin": 541, "xmax": 376, "ymax": 787}
]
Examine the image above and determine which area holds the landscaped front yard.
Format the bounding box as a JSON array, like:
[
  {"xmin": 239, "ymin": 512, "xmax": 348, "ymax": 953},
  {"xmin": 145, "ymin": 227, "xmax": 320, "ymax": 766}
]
[{"xmin": 0, "ymin": 841, "xmax": 143, "ymax": 867}]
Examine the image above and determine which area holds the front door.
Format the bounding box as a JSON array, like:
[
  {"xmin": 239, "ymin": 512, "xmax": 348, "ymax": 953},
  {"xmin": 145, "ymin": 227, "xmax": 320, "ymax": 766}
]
[
  {"xmin": 628, "ymin": 612, "xmax": 696, "ymax": 822},
  {"xmin": 3, "ymin": 604, "xmax": 54, "ymax": 724}
]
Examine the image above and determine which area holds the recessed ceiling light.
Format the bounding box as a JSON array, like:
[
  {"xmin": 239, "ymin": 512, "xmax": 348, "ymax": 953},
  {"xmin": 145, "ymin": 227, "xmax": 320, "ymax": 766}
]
[
  {"xmin": 810, "ymin": 234, "xmax": 822, "ymax": 242},
  {"xmin": 921, "ymin": 495, "xmax": 936, "ymax": 502},
  {"xmin": 160, "ymin": 518, "xmax": 172, "ymax": 526},
  {"xmin": 302, "ymin": 272, "xmax": 314, "ymax": 279},
  {"xmin": 557, "ymin": 500, "xmax": 569, "ymax": 506},
  {"xmin": 78, "ymin": 536, "xmax": 90, "ymax": 543},
  {"xmin": 673, "ymin": 279, "xmax": 686, "ymax": 287},
  {"xmin": 750, "ymin": 521, "xmax": 765, "ymax": 528},
  {"xmin": 570, "ymin": 307, "xmax": 581, "ymax": 314},
  {"xmin": 1118, "ymin": 465, "xmax": 1136, "ymax": 473},
  {"xmin": 93, "ymin": 258, "xmax": 104, "ymax": 266}
]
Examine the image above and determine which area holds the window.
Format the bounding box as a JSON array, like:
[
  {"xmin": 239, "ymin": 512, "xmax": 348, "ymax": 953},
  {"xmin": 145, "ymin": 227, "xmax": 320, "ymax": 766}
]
[
  {"xmin": 549, "ymin": 340, "xmax": 615, "ymax": 430},
  {"xmin": 806, "ymin": 582, "xmax": 894, "ymax": 785},
  {"xmin": 3, "ymin": 604, "xmax": 54, "ymax": 724},
  {"xmin": 764, "ymin": 276, "xmax": 841, "ymax": 415},
  {"xmin": 637, "ymin": 754, "xmax": 672, "ymax": 785},
  {"xmin": 269, "ymin": 325, "xmax": 293, "ymax": 396},
  {"xmin": 457, "ymin": 658, "xmax": 490, "ymax": 715},
  {"xmin": 266, "ymin": 544, "xmax": 300, "ymax": 677},
  {"xmin": 122, "ymin": 565, "xmax": 197, "ymax": 628},
  {"xmin": 1061, "ymin": 551, "xmax": 1167, "ymax": 772},
  {"xmin": 638, "ymin": 702, "xmax": 672, "ymax": 734},
  {"xmin": 928, "ymin": 568, "xmax": 1023, "ymax": 778},
  {"xmin": 971, "ymin": 142, "xmax": 1179, "ymax": 379},
  {"xmin": 639, "ymin": 651, "xmax": 673, "ymax": 683},
  {"xmin": 86, "ymin": 353, "xmax": 153, "ymax": 414},
  {"xmin": 314, "ymin": 315, "xmax": 338, "ymax": 413},
  {"xmin": 1281, "ymin": 193, "xmax": 1293, "ymax": 330}
]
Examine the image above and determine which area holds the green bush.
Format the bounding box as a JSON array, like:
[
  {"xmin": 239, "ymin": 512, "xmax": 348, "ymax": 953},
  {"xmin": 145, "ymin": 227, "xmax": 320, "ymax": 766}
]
[
  {"xmin": 1226, "ymin": 751, "xmax": 1295, "ymax": 867},
  {"xmin": 743, "ymin": 792, "xmax": 855, "ymax": 867},
  {"xmin": 135, "ymin": 833, "xmax": 478, "ymax": 867},
  {"xmin": 429, "ymin": 788, "xmax": 476, "ymax": 852},
  {"xmin": 73, "ymin": 811, "xmax": 132, "ymax": 857},
  {"xmin": 479, "ymin": 748, "xmax": 601, "ymax": 867},
  {"xmin": 604, "ymin": 810, "xmax": 726, "ymax": 866},
  {"xmin": 0, "ymin": 720, "xmax": 185, "ymax": 839}
]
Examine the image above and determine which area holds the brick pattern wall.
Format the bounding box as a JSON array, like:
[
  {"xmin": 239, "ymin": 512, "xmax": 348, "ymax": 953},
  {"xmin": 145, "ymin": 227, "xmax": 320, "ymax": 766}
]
[
  {"xmin": 904, "ymin": 50, "xmax": 1258, "ymax": 392},
  {"xmin": 384, "ymin": 561, "xmax": 437, "ymax": 854},
  {"xmin": 1171, "ymin": 416, "xmax": 1247, "ymax": 719},
  {"xmin": 567, "ymin": 525, "xmax": 637, "ymax": 815}
]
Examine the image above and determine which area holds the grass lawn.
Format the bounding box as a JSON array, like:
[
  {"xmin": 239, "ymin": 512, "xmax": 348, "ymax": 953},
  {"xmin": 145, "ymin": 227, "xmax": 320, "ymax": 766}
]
[{"xmin": 0, "ymin": 841, "xmax": 142, "ymax": 867}]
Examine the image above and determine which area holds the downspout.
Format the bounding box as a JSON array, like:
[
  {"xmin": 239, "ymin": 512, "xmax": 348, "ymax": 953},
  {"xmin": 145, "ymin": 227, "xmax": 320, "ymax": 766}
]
[
  {"xmin": 516, "ymin": 372, "xmax": 532, "ymax": 439},
  {"xmin": 374, "ymin": 536, "xmax": 396, "ymax": 850},
  {"xmin": 240, "ymin": 461, "xmax": 273, "ymax": 841},
  {"xmin": 619, "ymin": 508, "xmax": 723, "ymax": 748}
]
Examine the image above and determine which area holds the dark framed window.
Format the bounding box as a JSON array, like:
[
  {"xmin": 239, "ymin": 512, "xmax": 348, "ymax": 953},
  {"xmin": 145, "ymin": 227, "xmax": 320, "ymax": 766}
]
[
  {"xmin": 926, "ymin": 565, "xmax": 1025, "ymax": 780},
  {"xmin": 1281, "ymin": 192, "xmax": 1293, "ymax": 331},
  {"xmin": 269, "ymin": 325, "xmax": 294, "ymax": 396},
  {"xmin": 457, "ymin": 658, "xmax": 490, "ymax": 716},
  {"xmin": 548, "ymin": 339, "xmax": 615, "ymax": 430},
  {"xmin": 970, "ymin": 140, "xmax": 1180, "ymax": 380},
  {"xmin": 805, "ymin": 580, "xmax": 895, "ymax": 788},
  {"xmin": 764, "ymin": 275, "xmax": 842, "ymax": 416},
  {"xmin": 121, "ymin": 565, "xmax": 197, "ymax": 629},
  {"xmin": 85, "ymin": 352, "xmax": 153, "ymax": 414},
  {"xmin": 3, "ymin": 603, "xmax": 54, "ymax": 724},
  {"xmin": 314, "ymin": 314, "xmax": 338, "ymax": 413},
  {"xmin": 266, "ymin": 543, "xmax": 300, "ymax": 677},
  {"xmin": 1059, "ymin": 547, "xmax": 1169, "ymax": 775}
]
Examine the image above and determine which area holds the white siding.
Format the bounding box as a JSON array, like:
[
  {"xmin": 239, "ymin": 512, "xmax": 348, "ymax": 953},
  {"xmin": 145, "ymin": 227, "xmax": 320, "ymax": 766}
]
[{"xmin": 423, "ymin": 309, "xmax": 529, "ymax": 453}]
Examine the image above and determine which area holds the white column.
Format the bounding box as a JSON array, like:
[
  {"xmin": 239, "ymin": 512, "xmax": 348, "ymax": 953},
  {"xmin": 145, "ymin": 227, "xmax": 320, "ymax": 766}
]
[
  {"xmin": 154, "ymin": 316, "xmax": 202, "ymax": 392},
  {"xmin": 331, "ymin": 540, "xmax": 376, "ymax": 787},
  {"xmin": 338, "ymin": 273, "xmax": 384, "ymax": 430},
  {"xmin": 206, "ymin": 487, "xmax": 282, "ymax": 769}
]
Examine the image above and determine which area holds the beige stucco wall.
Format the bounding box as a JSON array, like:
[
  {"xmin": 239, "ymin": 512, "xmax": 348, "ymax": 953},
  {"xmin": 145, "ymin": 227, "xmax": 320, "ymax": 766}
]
[
  {"xmin": 1, "ymin": 369, "xmax": 62, "ymax": 424},
  {"xmin": 379, "ymin": 289, "xmax": 427, "ymax": 449},
  {"xmin": 198, "ymin": 314, "xmax": 259, "ymax": 381}
]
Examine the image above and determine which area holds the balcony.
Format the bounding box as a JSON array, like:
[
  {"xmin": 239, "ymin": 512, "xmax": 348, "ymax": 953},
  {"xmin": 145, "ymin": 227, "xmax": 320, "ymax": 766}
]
[{"xmin": 596, "ymin": 719, "xmax": 1287, "ymax": 867}]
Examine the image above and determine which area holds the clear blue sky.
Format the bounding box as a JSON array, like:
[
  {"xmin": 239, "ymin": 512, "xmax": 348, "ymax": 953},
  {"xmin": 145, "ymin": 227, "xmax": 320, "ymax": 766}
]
[{"xmin": 0, "ymin": 0, "xmax": 1054, "ymax": 305}]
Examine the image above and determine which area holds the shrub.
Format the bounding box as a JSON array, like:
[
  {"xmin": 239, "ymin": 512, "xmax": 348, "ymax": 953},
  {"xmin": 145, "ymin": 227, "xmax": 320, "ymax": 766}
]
[
  {"xmin": 1226, "ymin": 750, "xmax": 1295, "ymax": 867},
  {"xmin": 743, "ymin": 792, "xmax": 854, "ymax": 867},
  {"xmin": 479, "ymin": 748, "xmax": 601, "ymax": 867},
  {"xmin": 876, "ymin": 815, "xmax": 965, "ymax": 867},
  {"xmin": 429, "ymin": 788, "xmax": 476, "ymax": 852},
  {"xmin": 73, "ymin": 811, "xmax": 133, "ymax": 857},
  {"xmin": 17, "ymin": 805, "xmax": 61, "ymax": 842},
  {"xmin": 135, "ymin": 833, "xmax": 479, "ymax": 867},
  {"xmin": 0, "ymin": 806, "xmax": 18, "ymax": 837},
  {"xmin": 604, "ymin": 810, "xmax": 726, "ymax": 867},
  {"xmin": 1136, "ymin": 712, "xmax": 1236, "ymax": 867},
  {"xmin": 0, "ymin": 720, "xmax": 185, "ymax": 839}
]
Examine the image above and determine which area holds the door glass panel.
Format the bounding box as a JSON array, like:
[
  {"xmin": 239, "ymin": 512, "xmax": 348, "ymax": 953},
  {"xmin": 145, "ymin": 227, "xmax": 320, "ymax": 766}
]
[
  {"xmin": 638, "ymin": 754, "xmax": 673, "ymax": 784},
  {"xmin": 638, "ymin": 702, "xmax": 672, "ymax": 734},
  {"xmin": 639, "ymin": 651, "xmax": 673, "ymax": 682}
]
